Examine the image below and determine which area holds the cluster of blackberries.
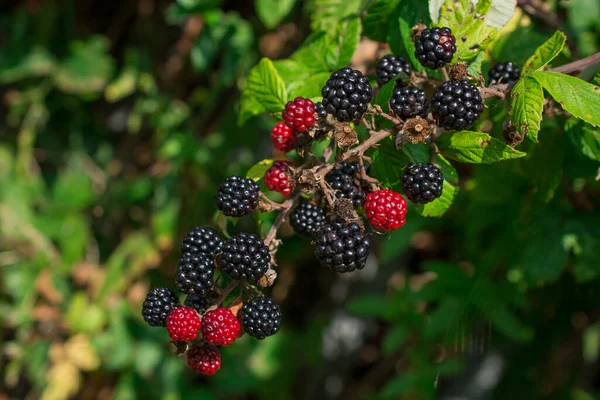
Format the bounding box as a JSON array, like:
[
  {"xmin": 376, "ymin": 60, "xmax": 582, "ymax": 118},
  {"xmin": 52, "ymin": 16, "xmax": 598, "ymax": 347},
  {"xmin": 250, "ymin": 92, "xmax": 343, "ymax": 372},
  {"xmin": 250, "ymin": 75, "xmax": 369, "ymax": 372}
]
[
  {"xmin": 325, "ymin": 162, "xmax": 367, "ymax": 207},
  {"xmin": 142, "ymin": 224, "xmax": 282, "ymax": 374}
]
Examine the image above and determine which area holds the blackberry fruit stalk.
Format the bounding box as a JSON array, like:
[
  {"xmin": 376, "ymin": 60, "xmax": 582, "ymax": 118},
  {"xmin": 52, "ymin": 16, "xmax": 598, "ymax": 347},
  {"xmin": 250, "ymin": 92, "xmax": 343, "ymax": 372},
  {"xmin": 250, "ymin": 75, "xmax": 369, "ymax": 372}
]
[
  {"xmin": 314, "ymin": 220, "xmax": 372, "ymax": 273},
  {"xmin": 175, "ymin": 254, "xmax": 214, "ymax": 296},
  {"xmin": 289, "ymin": 202, "xmax": 326, "ymax": 237},
  {"xmin": 325, "ymin": 162, "xmax": 366, "ymax": 207},
  {"xmin": 142, "ymin": 287, "xmax": 180, "ymax": 327},
  {"xmin": 489, "ymin": 61, "xmax": 521, "ymax": 85},
  {"xmin": 414, "ymin": 27, "xmax": 457, "ymax": 69},
  {"xmin": 376, "ymin": 55, "xmax": 412, "ymax": 86},
  {"xmin": 389, "ymin": 86, "xmax": 430, "ymax": 120},
  {"xmin": 181, "ymin": 226, "xmax": 223, "ymax": 259},
  {"xmin": 321, "ymin": 67, "xmax": 373, "ymax": 122},
  {"xmin": 401, "ymin": 163, "xmax": 444, "ymax": 204},
  {"xmin": 431, "ymin": 79, "xmax": 484, "ymax": 130},
  {"xmin": 218, "ymin": 233, "xmax": 270, "ymax": 283},
  {"xmin": 216, "ymin": 176, "xmax": 260, "ymax": 217},
  {"xmin": 241, "ymin": 297, "xmax": 282, "ymax": 340}
]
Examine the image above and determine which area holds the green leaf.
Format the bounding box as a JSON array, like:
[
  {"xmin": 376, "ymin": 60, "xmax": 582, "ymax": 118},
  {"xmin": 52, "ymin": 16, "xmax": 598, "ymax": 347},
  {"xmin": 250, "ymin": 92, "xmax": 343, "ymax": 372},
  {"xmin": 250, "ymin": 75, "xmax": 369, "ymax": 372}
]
[
  {"xmin": 246, "ymin": 159, "xmax": 274, "ymax": 181},
  {"xmin": 363, "ymin": 0, "xmax": 400, "ymax": 42},
  {"xmin": 532, "ymin": 71, "xmax": 600, "ymax": 128},
  {"xmin": 54, "ymin": 36, "xmax": 115, "ymax": 94},
  {"xmin": 522, "ymin": 213, "xmax": 567, "ymax": 285},
  {"xmin": 370, "ymin": 138, "xmax": 410, "ymax": 190},
  {"xmin": 256, "ymin": 0, "xmax": 296, "ymax": 29},
  {"xmin": 382, "ymin": 324, "xmax": 408, "ymax": 355},
  {"xmin": 437, "ymin": 131, "xmax": 526, "ymax": 163},
  {"xmin": 291, "ymin": 16, "xmax": 361, "ymax": 72},
  {"xmin": 486, "ymin": 0, "xmax": 517, "ymax": 29},
  {"xmin": 524, "ymin": 127, "xmax": 564, "ymax": 203},
  {"xmin": 566, "ymin": 120, "xmax": 600, "ymax": 161},
  {"xmin": 346, "ymin": 295, "xmax": 397, "ymax": 321},
  {"xmin": 521, "ymin": 31, "xmax": 566, "ymax": 75},
  {"xmin": 238, "ymin": 58, "xmax": 288, "ymax": 125},
  {"xmin": 309, "ymin": 0, "xmax": 364, "ymax": 33},
  {"xmin": 510, "ymin": 76, "xmax": 544, "ymax": 142},
  {"xmin": 373, "ymin": 78, "xmax": 397, "ymax": 110},
  {"xmin": 388, "ymin": 0, "xmax": 431, "ymax": 72},
  {"xmin": 401, "ymin": 144, "xmax": 459, "ymax": 217},
  {"xmin": 0, "ymin": 46, "xmax": 56, "ymax": 83}
]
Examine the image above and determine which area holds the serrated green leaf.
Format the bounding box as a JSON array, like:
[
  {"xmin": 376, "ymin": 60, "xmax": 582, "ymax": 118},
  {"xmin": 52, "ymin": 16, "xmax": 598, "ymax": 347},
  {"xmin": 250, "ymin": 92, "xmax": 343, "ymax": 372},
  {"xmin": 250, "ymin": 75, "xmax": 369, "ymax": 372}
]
[
  {"xmin": 238, "ymin": 58, "xmax": 288, "ymax": 125},
  {"xmin": 388, "ymin": 0, "xmax": 430, "ymax": 72},
  {"xmin": 246, "ymin": 159, "xmax": 274, "ymax": 181},
  {"xmin": 437, "ymin": 131, "xmax": 526, "ymax": 163},
  {"xmin": 373, "ymin": 78, "xmax": 397, "ymax": 110},
  {"xmin": 401, "ymin": 144, "xmax": 459, "ymax": 217},
  {"xmin": 363, "ymin": 0, "xmax": 400, "ymax": 42},
  {"xmin": 309, "ymin": 0, "xmax": 364, "ymax": 33},
  {"xmin": 522, "ymin": 31, "xmax": 566, "ymax": 75},
  {"xmin": 370, "ymin": 138, "xmax": 410, "ymax": 190},
  {"xmin": 532, "ymin": 71, "xmax": 600, "ymax": 128},
  {"xmin": 288, "ymin": 71, "xmax": 331, "ymax": 100},
  {"xmin": 486, "ymin": 0, "xmax": 517, "ymax": 29},
  {"xmin": 510, "ymin": 76, "xmax": 544, "ymax": 142},
  {"xmin": 256, "ymin": 0, "xmax": 296, "ymax": 29},
  {"xmin": 566, "ymin": 120, "xmax": 600, "ymax": 161}
]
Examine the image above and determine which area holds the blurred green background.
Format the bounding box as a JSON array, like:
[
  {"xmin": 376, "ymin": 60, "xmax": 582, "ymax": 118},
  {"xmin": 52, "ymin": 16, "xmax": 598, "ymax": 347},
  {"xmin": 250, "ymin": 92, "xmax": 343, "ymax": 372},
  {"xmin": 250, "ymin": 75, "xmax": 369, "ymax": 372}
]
[{"xmin": 1, "ymin": 0, "xmax": 600, "ymax": 399}]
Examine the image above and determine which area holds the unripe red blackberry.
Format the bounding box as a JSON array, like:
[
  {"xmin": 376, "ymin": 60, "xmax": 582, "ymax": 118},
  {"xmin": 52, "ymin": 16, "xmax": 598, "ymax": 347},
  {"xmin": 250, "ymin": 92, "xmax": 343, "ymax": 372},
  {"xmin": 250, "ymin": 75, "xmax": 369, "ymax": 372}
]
[
  {"xmin": 166, "ymin": 306, "xmax": 201, "ymax": 342},
  {"xmin": 201, "ymin": 307, "xmax": 240, "ymax": 346},
  {"xmin": 431, "ymin": 80, "xmax": 484, "ymax": 130},
  {"xmin": 218, "ymin": 233, "xmax": 270, "ymax": 283},
  {"xmin": 321, "ymin": 67, "xmax": 373, "ymax": 122},
  {"xmin": 263, "ymin": 160, "xmax": 293, "ymax": 196},
  {"xmin": 216, "ymin": 176, "xmax": 260, "ymax": 217},
  {"xmin": 187, "ymin": 344, "xmax": 221, "ymax": 375},
  {"xmin": 181, "ymin": 226, "xmax": 223, "ymax": 259},
  {"xmin": 241, "ymin": 297, "xmax": 282, "ymax": 340},
  {"xmin": 414, "ymin": 27, "xmax": 457, "ymax": 69},
  {"xmin": 142, "ymin": 287, "xmax": 180, "ymax": 327},
  {"xmin": 364, "ymin": 189, "xmax": 408, "ymax": 231},
  {"xmin": 270, "ymin": 122, "xmax": 297, "ymax": 152},
  {"xmin": 376, "ymin": 54, "xmax": 411, "ymax": 86},
  {"xmin": 401, "ymin": 163, "xmax": 444, "ymax": 204},
  {"xmin": 282, "ymin": 97, "xmax": 316, "ymax": 132},
  {"xmin": 314, "ymin": 220, "xmax": 372, "ymax": 273}
]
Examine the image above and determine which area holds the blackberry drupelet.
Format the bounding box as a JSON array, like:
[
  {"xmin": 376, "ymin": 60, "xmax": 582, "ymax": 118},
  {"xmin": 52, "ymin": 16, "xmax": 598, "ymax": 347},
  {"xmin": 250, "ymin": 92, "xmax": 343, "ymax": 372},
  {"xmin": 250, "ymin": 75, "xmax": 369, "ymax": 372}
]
[
  {"xmin": 263, "ymin": 160, "xmax": 293, "ymax": 196},
  {"xmin": 241, "ymin": 297, "xmax": 282, "ymax": 340},
  {"xmin": 289, "ymin": 202, "xmax": 326, "ymax": 237},
  {"xmin": 201, "ymin": 307, "xmax": 240, "ymax": 346},
  {"xmin": 175, "ymin": 254, "xmax": 214, "ymax": 296},
  {"xmin": 488, "ymin": 61, "xmax": 521, "ymax": 85},
  {"xmin": 389, "ymin": 86, "xmax": 430, "ymax": 119},
  {"xmin": 142, "ymin": 287, "xmax": 180, "ymax": 327},
  {"xmin": 271, "ymin": 121, "xmax": 297, "ymax": 152},
  {"xmin": 282, "ymin": 97, "xmax": 316, "ymax": 132},
  {"xmin": 181, "ymin": 226, "xmax": 223, "ymax": 259},
  {"xmin": 184, "ymin": 294, "xmax": 209, "ymax": 315},
  {"xmin": 218, "ymin": 233, "xmax": 270, "ymax": 283},
  {"xmin": 401, "ymin": 163, "xmax": 444, "ymax": 204},
  {"xmin": 314, "ymin": 220, "xmax": 372, "ymax": 273},
  {"xmin": 187, "ymin": 345, "xmax": 221, "ymax": 375},
  {"xmin": 376, "ymin": 54, "xmax": 411, "ymax": 86},
  {"xmin": 325, "ymin": 162, "xmax": 365, "ymax": 207},
  {"xmin": 216, "ymin": 176, "xmax": 260, "ymax": 217},
  {"xmin": 431, "ymin": 80, "xmax": 484, "ymax": 130},
  {"xmin": 166, "ymin": 306, "xmax": 201, "ymax": 342},
  {"xmin": 414, "ymin": 27, "xmax": 456, "ymax": 69},
  {"xmin": 321, "ymin": 67, "xmax": 373, "ymax": 122},
  {"xmin": 364, "ymin": 189, "xmax": 408, "ymax": 231},
  {"xmin": 314, "ymin": 102, "xmax": 327, "ymax": 120}
]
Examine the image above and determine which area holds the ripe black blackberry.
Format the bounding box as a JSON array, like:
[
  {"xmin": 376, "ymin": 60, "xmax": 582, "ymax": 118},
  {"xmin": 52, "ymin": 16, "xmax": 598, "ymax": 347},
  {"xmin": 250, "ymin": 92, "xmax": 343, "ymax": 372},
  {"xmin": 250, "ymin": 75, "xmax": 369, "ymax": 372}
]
[
  {"xmin": 314, "ymin": 102, "xmax": 327, "ymax": 120},
  {"xmin": 321, "ymin": 67, "xmax": 373, "ymax": 122},
  {"xmin": 217, "ymin": 233, "xmax": 270, "ymax": 283},
  {"xmin": 401, "ymin": 163, "xmax": 444, "ymax": 204},
  {"xmin": 325, "ymin": 162, "xmax": 365, "ymax": 207},
  {"xmin": 314, "ymin": 220, "xmax": 372, "ymax": 273},
  {"xmin": 376, "ymin": 54, "xmax": 411, "ymax": 86},
  {"xmin": 184, "ymin": 294, "xmax": 209, "ymax": 315},
  {"xmin": 142, "ymin": 287, "xmax": 180, "ymax": 327},
  {"xmin": 216, "ymin": 176, "xmax": 260, "ymax": 218},
  {"xmin": 488, "ymin": 61, "xmax": 521, "ymax": 85},
  {"xmin": 175, "ymin": 254, "xmax": 215, "ymax": 296},
  {"xmin": 241, "ymin": 297, "xmax": 282, "ymax": 340},
  {"xmin": 289, "ymin": 202, "xmax": 326, "ymax": 237},
  {"xmin": 414, "ymin": 27, "xmax": 456, "ymax": 69},
  {"xmin": 181, "ymin": 226, "xmax": 223, "ymax": 259},
  {"xmin": 431, "ymin": 80, "xmax": 484, "ymax": 130},
  {"xmin": 389, "ymin": 86, "xmax": 430, "ymax": 119}
]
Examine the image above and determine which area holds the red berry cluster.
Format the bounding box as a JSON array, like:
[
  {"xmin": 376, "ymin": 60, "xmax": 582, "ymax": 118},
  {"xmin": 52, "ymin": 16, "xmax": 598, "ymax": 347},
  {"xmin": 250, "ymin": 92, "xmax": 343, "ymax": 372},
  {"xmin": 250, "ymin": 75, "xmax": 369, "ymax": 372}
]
[
  {"xmin": 364, "ymin": 189, "xmax": 407, "ymax": 231},
  {"xmin": 263, "ymin": 160, "xmax": 293, "ymax": 195},
  {"xmin": 270, "ymin": 96, "xmax": 317, "ymax": 151}
]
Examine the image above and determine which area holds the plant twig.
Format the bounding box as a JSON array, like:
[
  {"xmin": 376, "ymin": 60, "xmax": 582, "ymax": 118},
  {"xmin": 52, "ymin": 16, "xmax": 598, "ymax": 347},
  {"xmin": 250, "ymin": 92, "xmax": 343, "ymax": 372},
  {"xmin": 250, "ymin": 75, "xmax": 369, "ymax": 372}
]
[
  {"xmin": 441, "ymin": 66, "xmax": 450, "ymax": 82},
  {"xmin": 264, "ymin": 191, "xmax": 301, "ymax": 247},
  {"xmin": 551, "ymin": 51, "xmax": 600, "ymax": 74}
]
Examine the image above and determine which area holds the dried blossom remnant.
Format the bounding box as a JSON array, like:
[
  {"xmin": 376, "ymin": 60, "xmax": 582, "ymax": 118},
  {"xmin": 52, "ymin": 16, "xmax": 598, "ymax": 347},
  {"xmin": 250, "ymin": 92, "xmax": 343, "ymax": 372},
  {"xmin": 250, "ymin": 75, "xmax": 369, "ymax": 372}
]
[
  {"xmin": 333, "ymin": 122, "xmax": 359, "ymax": 148},
  {"xmin": 503, "ymin": 125, "xmax": 524, "ymax": 147},
  {"xmin": 332, "ymin": 198, "xmax": 365, "ymax": 231},
  {"xmin": 297, "ymin": 169, "xmax": 319, "ymax": 193},
  {"xmin": 258, "ymin": 268, "xmax": 277, "ymax": 287},
  {"xmin": 449, "ymin": 63, "xmax": 468, "ymax": 81},
  {"xmin": 402, "ymin": 117, "xmax": 431, "ymax": 144}
]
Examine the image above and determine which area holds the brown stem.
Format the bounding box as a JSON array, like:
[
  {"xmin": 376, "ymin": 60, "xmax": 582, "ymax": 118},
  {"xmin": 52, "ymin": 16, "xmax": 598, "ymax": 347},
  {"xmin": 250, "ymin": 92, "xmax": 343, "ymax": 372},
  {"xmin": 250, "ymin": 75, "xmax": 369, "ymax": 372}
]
[
  {"xmin": 260, "ymin": 192, "xmax": 286, "ymax": 210},
  {"xmin": 214, "ymin": 280, "xmax": 238, "ymax": 307},
  {"xmin": 551, "ymin": 51, "xmax": 600, "ymax": 74},
  {"xmin": 441, "ymin": 67, "xmax": 450, "ymax": 82},
  {"xmin": 480, "ymin": 86, "xmax": 507, "ymax": 100},
  {"xmin": 264, "ymin": 191, "xmax": 301, "ymax": 247}
]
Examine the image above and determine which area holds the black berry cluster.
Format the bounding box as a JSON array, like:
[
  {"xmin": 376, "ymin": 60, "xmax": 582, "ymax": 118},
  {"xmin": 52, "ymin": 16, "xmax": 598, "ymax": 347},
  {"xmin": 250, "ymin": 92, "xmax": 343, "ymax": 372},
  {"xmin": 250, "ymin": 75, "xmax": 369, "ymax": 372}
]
[
  {"xmin": 216, "ymin": 176, "xmax": 260, "ymax": 217},
  {"xmin": 290, "ymin": 202, "xmax": 326, "ymax": 237},
  {"xmin": 181, "ymin": 226, "xmax": 223, "ymax": 259},
  {"xmin": 489, "ymin": 61, "xmax": 521, "ymax": 85},
  {"xmin": 142, "ymin": 287, "xmax": 180, "ymax": 327},
  {"xmin": 314, "ymin": 101, "xmax": 327, "ymax": 120},
  {"xmin": 401, "ymin": 163, "xmax": 444, "ymax": 204},
  {"xmin": 241, "ymin": 297, "xmax": 282, "ymax": 339},
  {"xmin": 390, "ymin": 86, "xmax": 430, "ymax": 119},
  {"xmin": 321, "ymin": 67, "xmax": 373, "ymax": 122},
  {"xmin": 175, "ymin": 254, "xmax": 215, "ymax": 296},
  {"xmin": 217, "ymin": 233, "xmax": 271, "ymax": 283},
  {"xmin": 415, "ymin": 27, "xmax": 457, "ymax": 69},
  {"xmin": 184, "ymin": 294, "xmax": 210, "ymax": 315},
  {"xmin": 325, "ymin": 162, "xmax": 366, "ymax": 207},
  {"xmin": 314, "ymin": 220, "xmax": 372, "ymax": 273},
  {"xmin": 376, "ymin": 54, "xmax": 411, "ymax": 86},
  {"xmin": 431, "ymin": 80, "xmax": 484, "ymax": 130}
]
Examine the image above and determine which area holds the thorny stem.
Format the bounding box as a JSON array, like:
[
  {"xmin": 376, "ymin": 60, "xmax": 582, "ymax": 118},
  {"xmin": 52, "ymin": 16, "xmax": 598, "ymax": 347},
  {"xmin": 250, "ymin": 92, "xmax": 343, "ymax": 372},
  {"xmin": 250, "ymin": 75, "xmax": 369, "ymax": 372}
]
[{"xmin": 264, "ymin": 191, "xmax": 302, "ymax": 247}]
